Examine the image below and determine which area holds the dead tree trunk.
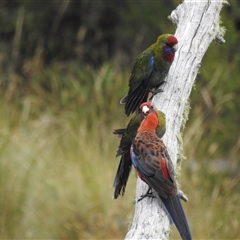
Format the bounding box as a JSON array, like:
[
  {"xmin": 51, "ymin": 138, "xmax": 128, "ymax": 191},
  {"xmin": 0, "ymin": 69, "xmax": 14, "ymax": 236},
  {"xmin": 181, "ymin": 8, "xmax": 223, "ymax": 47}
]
[{"xmin": 125, "ymin": 0, "xmax": 226, "ymax": 239}]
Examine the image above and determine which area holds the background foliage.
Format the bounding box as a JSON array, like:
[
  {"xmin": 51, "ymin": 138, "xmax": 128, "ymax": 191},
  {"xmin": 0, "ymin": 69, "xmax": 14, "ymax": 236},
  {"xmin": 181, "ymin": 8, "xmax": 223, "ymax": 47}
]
[{"xmin": 0, "ymin": 0, "xmax": 240, "ymax": 239}]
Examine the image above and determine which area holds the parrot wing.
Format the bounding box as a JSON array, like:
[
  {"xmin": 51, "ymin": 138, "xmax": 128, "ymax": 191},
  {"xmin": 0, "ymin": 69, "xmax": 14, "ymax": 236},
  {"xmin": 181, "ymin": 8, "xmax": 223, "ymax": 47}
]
[
  {"xmin": 131, "ymin": 132, "xmax": 177, "ymax": 198},
  {"xmin": 122, "ymin": 50, "xmax": 155, "ymax": 116},
  {"xmin": 129, "ymin": 50, "xmax": 155, "ymax": 92},
  {"xmin": 114, "ymin": 115, "xmax": 141, "ymax": 157}
]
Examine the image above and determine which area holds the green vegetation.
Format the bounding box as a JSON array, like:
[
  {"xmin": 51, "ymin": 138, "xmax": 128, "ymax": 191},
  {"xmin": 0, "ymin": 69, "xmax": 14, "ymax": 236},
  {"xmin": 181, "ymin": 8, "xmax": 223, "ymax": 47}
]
[
  {"xmin": 1, "ymin": 1, "xmax": 240, "ymax": 239},
  {"xmin": 0, "ymin": 63, "xmax": 133, "ymax": 239},
  {"xmin": 1, "ymin": 62, "xmax": 240, "ymax": 239}
]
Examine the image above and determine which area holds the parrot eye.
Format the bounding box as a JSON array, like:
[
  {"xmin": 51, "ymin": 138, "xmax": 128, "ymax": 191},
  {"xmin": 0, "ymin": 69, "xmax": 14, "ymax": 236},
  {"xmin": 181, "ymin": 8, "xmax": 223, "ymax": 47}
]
[{"xmin": 165, "ymin": 42, "xmax": 171, "ymax": 47}]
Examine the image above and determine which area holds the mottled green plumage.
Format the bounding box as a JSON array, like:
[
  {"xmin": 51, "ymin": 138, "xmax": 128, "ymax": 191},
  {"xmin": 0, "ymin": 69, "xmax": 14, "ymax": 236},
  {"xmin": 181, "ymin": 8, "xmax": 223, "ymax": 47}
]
[{"xmin": 121, "ymin": 34, "xmax": 178, "ymax": 116}]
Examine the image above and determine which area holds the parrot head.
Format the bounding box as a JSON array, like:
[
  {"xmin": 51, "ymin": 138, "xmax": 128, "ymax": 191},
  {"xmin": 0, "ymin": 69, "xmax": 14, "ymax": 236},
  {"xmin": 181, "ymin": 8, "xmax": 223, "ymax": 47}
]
[
  {"xmin": 139, "ymin": 102, "xmax": 166, "ymax": 138},
  {"xmin": 157, "ymin": 34, "xmax": 178, "ymax": 62},
  {"xmin": 139, "ymin": 101, "xmax": 158, "ymax": 117},
  {"xmin": 137, "ymin": 107, "xmax": 159, "ymax": 132},
  {"xmin": 139, "ymin": 101, "xmax": 151, "ymax": 116}
]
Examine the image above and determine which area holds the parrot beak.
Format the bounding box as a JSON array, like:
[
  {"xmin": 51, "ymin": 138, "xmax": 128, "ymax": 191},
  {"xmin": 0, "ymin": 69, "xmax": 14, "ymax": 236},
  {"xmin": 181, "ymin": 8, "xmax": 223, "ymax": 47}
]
[
  {"xmin": 172, "ymin": 44, "xmax": 178, "ymax": 52},
  {"xmin": 141, "ymin": 105, "xmax": 150, "ymax": 116}
]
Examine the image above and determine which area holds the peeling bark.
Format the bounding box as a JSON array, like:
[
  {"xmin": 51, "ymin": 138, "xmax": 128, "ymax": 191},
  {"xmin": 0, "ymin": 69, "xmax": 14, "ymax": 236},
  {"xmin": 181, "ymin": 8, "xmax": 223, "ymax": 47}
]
[{"xmin": 125, "ymin": 1, "xmax": 226, "ymax": 239}]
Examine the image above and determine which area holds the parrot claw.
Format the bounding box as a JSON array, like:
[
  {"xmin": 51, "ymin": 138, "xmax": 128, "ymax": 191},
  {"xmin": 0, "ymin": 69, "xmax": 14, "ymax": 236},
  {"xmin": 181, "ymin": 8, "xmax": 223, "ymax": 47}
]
[
  {"xmin": 137, "ymin": 187, "xmax": 156, "ymax": 202},
  {"xmin": 149, "ymin": 88, "xmax": 164, "ymax": 101}
]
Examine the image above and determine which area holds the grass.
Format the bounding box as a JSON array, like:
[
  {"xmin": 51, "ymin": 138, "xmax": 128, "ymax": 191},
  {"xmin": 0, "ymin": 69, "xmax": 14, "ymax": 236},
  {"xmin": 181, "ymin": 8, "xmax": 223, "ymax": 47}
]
[
  {"xmin": 0, "ymin": 62, "xmax": 240, "ymax": 239},
  {"xmin": 0, "ymin": 99, "xmax": 135, "ymax": 239}
]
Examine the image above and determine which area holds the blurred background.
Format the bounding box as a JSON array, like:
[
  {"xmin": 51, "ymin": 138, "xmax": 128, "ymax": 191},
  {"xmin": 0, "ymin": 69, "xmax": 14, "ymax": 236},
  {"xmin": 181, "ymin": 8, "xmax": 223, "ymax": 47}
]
[{"xmin": 0, "ymin": 0, "xmax": 240, "ymax": 239}]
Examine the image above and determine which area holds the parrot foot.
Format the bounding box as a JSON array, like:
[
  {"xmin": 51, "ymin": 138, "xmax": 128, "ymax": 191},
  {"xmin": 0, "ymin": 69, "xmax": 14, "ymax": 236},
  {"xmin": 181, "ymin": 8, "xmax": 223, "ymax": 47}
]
[
  {"xmin": 137, "ymin": 187, "xmax": 156, "ymax": 202},
  {"xmin": 149, "ymin": 88, "xmax": 164, "ymax": 101}
]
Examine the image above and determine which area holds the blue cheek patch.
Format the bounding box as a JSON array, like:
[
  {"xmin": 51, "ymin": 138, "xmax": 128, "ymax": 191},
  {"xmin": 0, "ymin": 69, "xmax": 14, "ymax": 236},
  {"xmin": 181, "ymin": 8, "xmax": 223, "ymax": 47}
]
[{"xmin": 164, "ymin": 47, "xmax": 174, "ymax": 55}]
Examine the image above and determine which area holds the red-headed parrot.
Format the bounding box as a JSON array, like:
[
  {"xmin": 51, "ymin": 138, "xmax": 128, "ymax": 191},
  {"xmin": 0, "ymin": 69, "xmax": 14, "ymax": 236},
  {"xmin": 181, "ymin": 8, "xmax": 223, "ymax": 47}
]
[
  {"xmin": 130, "ymin": 108, "xmax": 192, "ymax": 240},
  {"xmin": 121, "ymin": 34, "xmax": 178, "ymax": 116}
]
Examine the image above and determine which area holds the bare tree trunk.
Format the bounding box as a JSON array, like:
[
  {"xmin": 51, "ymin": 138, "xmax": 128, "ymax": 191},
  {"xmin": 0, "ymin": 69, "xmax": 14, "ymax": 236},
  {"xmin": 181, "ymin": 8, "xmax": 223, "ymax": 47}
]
[{"xmin": 125, "ymin": 0, "xmax": 226, "ymax": 239}]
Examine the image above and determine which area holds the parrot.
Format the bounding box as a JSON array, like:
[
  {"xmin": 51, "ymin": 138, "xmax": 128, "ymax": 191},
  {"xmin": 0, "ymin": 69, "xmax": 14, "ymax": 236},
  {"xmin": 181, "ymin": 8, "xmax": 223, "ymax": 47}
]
[
  {"xmin": 112, "ymin": 102, "xmax": 166, "ymax": 199},
  {"xmin": 130, "ymin": 108, "xmax": 192, "ymax": 240},
  {"xmin": 120, "ymin": 34, "xmax": 178, "ymax": 116}
]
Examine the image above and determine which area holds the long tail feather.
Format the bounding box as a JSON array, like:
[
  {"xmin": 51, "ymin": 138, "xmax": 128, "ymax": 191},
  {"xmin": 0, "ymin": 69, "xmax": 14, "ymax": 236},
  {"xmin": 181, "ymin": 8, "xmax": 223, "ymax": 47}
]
[
  {"xmin": 113, "ymin": 153, "xmax": 132, "ymax": 199},
  {"xmin": 159, "ymin": 194, "xmax": 192, "ymax": 240}
]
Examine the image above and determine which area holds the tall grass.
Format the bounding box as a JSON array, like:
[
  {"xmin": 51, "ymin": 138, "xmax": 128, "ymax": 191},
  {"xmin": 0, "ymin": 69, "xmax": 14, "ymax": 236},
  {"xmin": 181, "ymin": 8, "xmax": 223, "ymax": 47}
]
[
  {"xmin": 0, "ymin": 62, "xmax": 240, "ymax": 239},
  {"xmin": 0, "ymin": 100, "xmax": 135, "ymax": 239}
]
